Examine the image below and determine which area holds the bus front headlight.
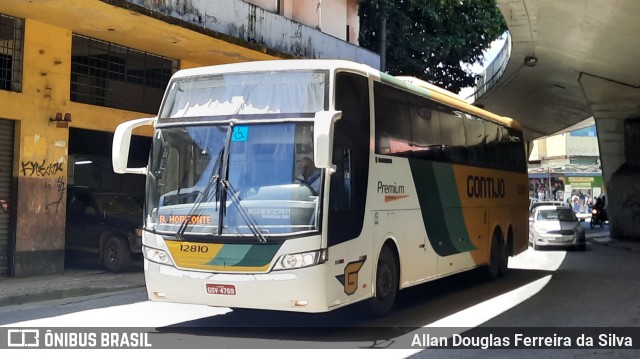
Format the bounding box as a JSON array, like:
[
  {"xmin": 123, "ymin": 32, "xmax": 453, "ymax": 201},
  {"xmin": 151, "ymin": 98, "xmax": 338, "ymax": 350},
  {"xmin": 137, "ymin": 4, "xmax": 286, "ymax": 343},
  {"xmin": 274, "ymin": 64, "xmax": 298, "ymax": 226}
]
[
  {"xmin": 143, "ymin": 246, "xmax": 174, "ymax": 266},
  {"xmin": 273, "ymin": 249, "xmax": 327, "ymax": 270}
]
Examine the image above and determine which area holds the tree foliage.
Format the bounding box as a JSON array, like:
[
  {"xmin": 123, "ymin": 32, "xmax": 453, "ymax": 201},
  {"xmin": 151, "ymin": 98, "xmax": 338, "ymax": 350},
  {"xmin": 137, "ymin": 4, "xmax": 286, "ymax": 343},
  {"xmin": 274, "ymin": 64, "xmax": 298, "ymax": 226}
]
[{"xmin": 359, "ymin": 0, "xmax": 507, "ymax": 93}]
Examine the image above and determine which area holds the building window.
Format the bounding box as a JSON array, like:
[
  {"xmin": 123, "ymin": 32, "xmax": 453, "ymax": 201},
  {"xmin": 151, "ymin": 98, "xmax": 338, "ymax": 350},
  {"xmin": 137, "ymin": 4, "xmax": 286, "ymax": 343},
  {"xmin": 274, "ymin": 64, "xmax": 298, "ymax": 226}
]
[
  {"xmin": 570, "ymin": 158, "xmax": 598, "ymax": 165},
  {"xmin": 276, "ymin": 0, "xmax": 285, "ymax": 14},
  {"xmin": 570, "ymin": 125, "xmax": 597, "ymax": 137},
  {"xmin": 0, "ymin": 13, "xmax": 24, "ymax": 92},
  {"xmin": 71, "ymin": 34, "xmax": 178, "ymax": 114}
]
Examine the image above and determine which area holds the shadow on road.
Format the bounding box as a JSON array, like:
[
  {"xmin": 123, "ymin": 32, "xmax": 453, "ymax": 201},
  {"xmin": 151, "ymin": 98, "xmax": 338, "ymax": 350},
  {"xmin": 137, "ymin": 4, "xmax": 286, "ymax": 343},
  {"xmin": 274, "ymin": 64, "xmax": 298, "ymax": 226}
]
[{"xmin": 155, "ymin": 266, "xmax": 554, "ymax": 345}]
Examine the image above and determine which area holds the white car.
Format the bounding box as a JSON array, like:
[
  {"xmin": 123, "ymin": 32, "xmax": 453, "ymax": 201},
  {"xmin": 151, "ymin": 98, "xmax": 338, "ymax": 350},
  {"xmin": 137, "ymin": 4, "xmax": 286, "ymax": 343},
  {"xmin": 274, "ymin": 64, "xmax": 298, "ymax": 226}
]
[{"xmin": 529, "ymin": 205, "xmax": 586, "ymax": 251}]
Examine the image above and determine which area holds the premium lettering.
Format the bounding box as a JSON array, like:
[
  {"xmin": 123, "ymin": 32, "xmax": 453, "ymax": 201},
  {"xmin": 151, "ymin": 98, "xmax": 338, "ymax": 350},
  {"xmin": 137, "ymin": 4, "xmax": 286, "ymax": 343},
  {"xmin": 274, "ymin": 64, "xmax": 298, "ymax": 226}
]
[{"xmin": 377, "ymin": 181, "xmax": 405, "ymax": 194}]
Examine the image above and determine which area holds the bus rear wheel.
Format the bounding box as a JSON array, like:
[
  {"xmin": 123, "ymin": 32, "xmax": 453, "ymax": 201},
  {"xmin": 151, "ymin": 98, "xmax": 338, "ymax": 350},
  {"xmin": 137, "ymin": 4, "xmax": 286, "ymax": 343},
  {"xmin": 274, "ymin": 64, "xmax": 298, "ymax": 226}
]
[
  {"xmin": 484, "ymin": 232, "xmax": 507, "ymax": 280},
  {"xmin": 364, "ymin": 245, "xmax": 398, "ymax": 318}
]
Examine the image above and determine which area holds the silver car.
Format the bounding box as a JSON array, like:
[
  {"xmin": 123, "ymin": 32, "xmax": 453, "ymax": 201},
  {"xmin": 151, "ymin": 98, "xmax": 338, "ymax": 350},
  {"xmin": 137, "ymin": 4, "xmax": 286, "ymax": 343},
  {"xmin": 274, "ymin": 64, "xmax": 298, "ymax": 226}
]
[{"xmin": 529, "ymin": 205, "xmax": 586, "ymax": 251}]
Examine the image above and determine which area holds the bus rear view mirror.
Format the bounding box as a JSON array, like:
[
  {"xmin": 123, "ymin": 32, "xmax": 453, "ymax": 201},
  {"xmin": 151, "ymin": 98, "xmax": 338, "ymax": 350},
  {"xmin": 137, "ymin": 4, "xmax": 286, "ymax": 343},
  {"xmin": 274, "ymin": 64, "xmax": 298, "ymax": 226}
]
[
  {"xmin": 313, "ymin": 110, "xmax": 341, "ymax": 169},
  {"xmin": 112, "ymin": 117, "xmax": 155, "ymax": 175}
]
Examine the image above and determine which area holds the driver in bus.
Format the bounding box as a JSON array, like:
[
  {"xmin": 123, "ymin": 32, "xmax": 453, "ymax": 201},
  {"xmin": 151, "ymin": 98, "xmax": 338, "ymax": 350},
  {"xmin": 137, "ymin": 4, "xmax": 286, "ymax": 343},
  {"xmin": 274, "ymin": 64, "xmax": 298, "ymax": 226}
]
[{"xmin": 297, "ymin": 157, "xmax": 321, "ymax": 194}]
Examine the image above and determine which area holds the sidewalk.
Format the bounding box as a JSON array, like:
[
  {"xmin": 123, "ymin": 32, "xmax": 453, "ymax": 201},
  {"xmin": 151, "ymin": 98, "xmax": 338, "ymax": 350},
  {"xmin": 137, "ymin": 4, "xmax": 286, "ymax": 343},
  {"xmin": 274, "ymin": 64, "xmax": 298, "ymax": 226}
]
[
  {"xmin": 580, "ymin": 217, "xmax": 640, "ymax": 252},
  {"xmin": 587, "ymin": 234, "xmax": 640, "ymax": 253},
  {"xmin": 0, "ymin": 265, "xmax": 145, "ymax": 307}
]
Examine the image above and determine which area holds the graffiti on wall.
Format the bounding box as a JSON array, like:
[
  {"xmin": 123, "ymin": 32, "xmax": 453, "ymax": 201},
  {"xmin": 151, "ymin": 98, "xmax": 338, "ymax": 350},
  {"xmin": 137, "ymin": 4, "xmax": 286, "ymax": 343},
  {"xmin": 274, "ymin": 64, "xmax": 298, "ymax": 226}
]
[
  {"xmin": 20, "ymin": 160, "xmax": 64, "ymax": 177},
  {"xmin": 45, "ymin": 176, "xmax": 66, "ymax": 213},
  {"xmin": 622, "ymin": 183, "xmax": 640, "ymax": 221}
]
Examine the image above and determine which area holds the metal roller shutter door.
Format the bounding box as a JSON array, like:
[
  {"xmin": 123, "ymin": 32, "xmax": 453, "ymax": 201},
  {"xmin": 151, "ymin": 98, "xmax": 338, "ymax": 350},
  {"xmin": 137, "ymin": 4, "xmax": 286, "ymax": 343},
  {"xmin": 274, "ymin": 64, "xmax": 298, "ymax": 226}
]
[{"xmin": 0, "ymin": 119, "xmax": 14, "ymax": 276}]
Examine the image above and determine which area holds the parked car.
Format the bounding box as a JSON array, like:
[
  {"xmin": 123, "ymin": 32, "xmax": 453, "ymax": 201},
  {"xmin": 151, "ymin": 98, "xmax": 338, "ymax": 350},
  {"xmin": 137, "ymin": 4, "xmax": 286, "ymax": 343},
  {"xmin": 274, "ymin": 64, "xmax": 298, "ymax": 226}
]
[
  {"xmin": 65, "ymin": 186, "xmax": 142, "ymax": 272},
  {"xmin": 529, "ymin": 205, "xmax": 586, "ymax": 251}
]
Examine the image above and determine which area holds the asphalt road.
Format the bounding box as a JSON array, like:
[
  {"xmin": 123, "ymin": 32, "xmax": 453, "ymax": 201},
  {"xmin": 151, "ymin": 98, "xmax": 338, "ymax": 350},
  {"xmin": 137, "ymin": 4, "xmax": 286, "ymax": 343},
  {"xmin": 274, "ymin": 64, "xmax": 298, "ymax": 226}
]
[{"xmin": 1, "ymin": 225, "xmax": 637, "ymax": 358}]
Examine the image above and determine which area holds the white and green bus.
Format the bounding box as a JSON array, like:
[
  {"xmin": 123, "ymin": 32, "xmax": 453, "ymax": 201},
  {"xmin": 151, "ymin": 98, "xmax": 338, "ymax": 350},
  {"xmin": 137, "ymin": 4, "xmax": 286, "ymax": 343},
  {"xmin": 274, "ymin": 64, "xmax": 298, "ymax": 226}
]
[{"xmin": 113, "ymin": 59, "xmax": 529, "ymax": 316}]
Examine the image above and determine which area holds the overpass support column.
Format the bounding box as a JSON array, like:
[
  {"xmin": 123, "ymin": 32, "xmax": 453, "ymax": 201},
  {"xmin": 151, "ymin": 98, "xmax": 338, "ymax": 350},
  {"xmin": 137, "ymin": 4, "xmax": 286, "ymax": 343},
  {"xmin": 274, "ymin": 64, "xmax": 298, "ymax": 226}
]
[{"xmin": 580, "ymin": 74, "xmax": 640, "ymax": 239}]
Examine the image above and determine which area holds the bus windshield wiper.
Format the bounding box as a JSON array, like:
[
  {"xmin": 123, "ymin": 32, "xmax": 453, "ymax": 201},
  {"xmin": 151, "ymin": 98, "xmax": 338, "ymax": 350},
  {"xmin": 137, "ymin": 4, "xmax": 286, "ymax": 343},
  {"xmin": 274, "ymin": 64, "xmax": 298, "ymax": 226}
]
[
  {"xmin": 222, "ymin": 179, "xmax": 268, "ymax": 244},
  {"xmin": 188, "ymin": 124, "xmax": 265, "ymax": 244},
  {"xmin": 175, "ymin": 148, "xmax": 224, "ymax": 240},
  {"xmin": 215, "ymin": 124, "xmax": 266, "ymax": 243},
  {"xmin": 175, "ymin": 174, "xmax": 220, "ymax": 240}
]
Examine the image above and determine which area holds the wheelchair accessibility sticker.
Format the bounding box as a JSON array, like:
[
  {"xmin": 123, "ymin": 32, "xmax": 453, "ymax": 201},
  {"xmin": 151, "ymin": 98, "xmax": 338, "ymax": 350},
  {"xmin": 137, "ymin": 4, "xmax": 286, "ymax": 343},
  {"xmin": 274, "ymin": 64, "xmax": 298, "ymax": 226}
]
[{"xmin": 232, "ymin": 126, "xmax": 248, "ymax": 142}]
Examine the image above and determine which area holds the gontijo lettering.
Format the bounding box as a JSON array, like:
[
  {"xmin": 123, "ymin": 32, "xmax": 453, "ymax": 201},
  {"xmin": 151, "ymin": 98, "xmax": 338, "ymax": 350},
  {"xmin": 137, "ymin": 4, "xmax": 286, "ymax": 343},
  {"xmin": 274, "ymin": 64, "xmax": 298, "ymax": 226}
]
[{"xmin": 467, "ymin": 175, "xmax": 506, "ymax": 198}]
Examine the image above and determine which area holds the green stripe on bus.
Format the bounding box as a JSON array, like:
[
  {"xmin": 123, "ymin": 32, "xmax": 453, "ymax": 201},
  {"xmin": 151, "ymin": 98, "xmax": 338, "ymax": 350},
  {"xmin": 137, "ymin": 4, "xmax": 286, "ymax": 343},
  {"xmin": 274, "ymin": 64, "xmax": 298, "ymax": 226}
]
[
  {"xmin": 205, "ymin": 244, "xmax": 281, "ymax": 267},
  {"xmin": 409, "ymin": 159, "xmax": 476, "ymax": 256},
  {"xmin": 234, "ymin": 244, "xmax": 282, "ymax": 267},
  {"xmin": 380, "ymin": 73, "xmax": 431, "ymax": 98}
]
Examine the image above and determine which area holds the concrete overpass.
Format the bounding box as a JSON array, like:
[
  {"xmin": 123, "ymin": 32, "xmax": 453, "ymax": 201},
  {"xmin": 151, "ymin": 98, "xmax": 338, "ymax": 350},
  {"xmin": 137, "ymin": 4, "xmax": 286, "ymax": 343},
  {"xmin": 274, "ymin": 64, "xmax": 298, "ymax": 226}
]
[{"xmin": 473, "ymin": 0, "xmax": 640, "ymax": 239}]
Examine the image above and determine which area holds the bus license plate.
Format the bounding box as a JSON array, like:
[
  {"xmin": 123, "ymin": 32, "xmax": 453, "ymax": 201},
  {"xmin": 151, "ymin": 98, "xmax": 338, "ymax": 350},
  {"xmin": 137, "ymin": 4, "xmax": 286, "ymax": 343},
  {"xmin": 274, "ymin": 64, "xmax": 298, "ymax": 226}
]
[{"xmin": 206, "ymin": 284, "xmax": 236, "ymax": 295}]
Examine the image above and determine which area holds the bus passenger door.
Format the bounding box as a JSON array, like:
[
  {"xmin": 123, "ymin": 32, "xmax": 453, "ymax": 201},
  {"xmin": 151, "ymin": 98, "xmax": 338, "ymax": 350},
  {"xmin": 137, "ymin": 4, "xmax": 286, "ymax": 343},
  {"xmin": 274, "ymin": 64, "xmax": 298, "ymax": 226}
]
[{"xmin": 325, "ymin": 71, "xmax": 372, "ymax": 308}]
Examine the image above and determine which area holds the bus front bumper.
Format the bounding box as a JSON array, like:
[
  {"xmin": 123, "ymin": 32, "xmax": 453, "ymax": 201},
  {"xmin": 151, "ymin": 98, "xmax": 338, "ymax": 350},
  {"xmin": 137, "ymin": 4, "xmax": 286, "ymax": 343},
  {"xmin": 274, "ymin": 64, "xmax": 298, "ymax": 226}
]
[{"xmin": 144, "ymin": 259, "xmax": 331, "ymax": 313}]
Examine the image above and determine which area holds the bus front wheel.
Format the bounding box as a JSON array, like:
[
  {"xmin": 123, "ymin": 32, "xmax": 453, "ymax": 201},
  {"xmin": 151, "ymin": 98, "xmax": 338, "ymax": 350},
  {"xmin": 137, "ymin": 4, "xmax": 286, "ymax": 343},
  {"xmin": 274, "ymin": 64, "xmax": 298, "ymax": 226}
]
[{"xmin": 364, "ymin": 245, "xmax": 398, "ymax": 318}]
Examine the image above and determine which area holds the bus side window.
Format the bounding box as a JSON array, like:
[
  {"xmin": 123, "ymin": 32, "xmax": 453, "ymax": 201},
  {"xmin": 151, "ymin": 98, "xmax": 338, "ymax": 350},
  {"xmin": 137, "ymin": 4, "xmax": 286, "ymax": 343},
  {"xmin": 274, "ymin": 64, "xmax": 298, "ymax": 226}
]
[{"xmin": 439, "ymin": 111, "xmax": 467, "ymax": 164}]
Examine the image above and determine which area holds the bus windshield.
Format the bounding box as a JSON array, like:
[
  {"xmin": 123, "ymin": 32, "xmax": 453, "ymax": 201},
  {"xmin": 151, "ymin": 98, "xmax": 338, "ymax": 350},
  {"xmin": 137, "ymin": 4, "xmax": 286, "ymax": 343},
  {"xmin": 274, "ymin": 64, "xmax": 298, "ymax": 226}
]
[{"xmin": 146, "ymin": 123, "xmax": 321, "ymax": 238}]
